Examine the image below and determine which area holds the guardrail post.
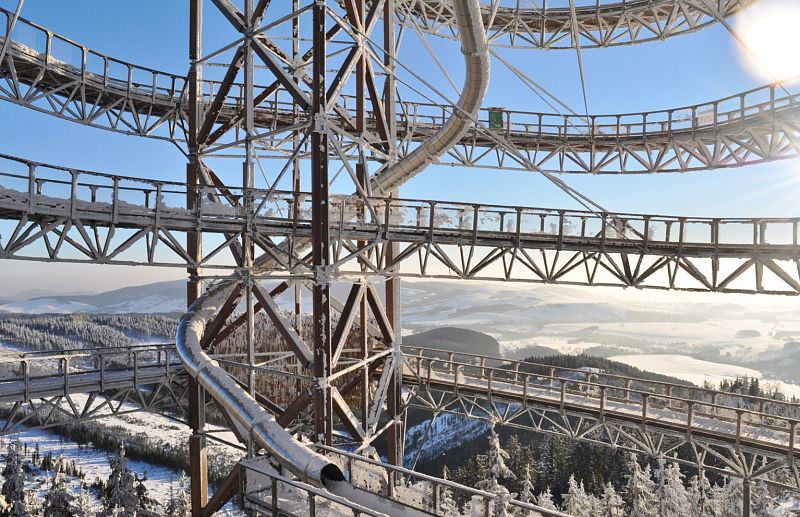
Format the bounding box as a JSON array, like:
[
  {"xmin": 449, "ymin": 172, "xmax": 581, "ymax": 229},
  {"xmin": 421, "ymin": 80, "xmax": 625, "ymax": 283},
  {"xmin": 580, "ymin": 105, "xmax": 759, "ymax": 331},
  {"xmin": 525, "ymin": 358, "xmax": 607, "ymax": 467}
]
[
  {"xmin": 789, "ymin": 421, "xmax": 796, "ymax": 461},
  {"xmin": 641, "ymin": 394, "xmax": 648, "ymax": 431},
  {"xmin": 22, "ymin": 360, "xmax": 29, "ymax": 402},
  {"xmin": 625, "ymin": 379, "xmax": 632, "ymax": 401},
  {"xmin": 27, "ymin": 164, "xmax": 36, "ymax": 211},
  {"xmin": 687, "ymin": 402, "xmax": 694, "ymax": 441},
  {"xmin": 522, "ymin": 374, "xmax": 529, "ymax": 405},
  {"xmin": 736, "ymin": 410, "xmax": 743, "ymax": 450},
  {"xmin": 63, "ymin": 357, "xmax": 69, "ymax": 393},
  {"xmin": 133, "ymin": 351, "xmax": 139, "ymax": 387},
  {"xmin": 99, "ymin": 354, "xmax": 105, "ymax": 392},
  {"xmin": 69, "ymin": 170, "xmax": 78, "ymax": 219},
  {"xmin": 599, "ymin": 386, "xmax": 606, "ymax": 421},
  {"xmin": 271, "ymin": 477, "xmax": 278, "ymax": 517},
  {"xmin": 559, "ymin": 380, "xmax": 565, "ymax": 413},
  {"xmin": 309, "ymin": 494, "xmax": 316, "ymax": 517}
]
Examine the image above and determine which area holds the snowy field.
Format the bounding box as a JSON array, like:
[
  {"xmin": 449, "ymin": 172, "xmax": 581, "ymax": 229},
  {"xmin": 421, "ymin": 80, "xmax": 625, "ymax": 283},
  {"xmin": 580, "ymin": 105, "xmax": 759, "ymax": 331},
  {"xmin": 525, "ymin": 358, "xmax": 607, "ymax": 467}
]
[{"xmin": 609, "ymin": 354, "xmax": 800, "ymax": 399}]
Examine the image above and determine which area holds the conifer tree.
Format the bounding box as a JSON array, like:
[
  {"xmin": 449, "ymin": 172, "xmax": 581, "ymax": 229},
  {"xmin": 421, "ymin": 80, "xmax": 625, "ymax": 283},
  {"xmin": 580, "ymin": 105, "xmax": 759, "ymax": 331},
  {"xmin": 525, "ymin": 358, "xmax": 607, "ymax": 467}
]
[
  {"xmin": 687, "ymin": 474, "xmax": 714, "ymax": 516},
  {"xmin": 1, "ymin": 440, "xmax": 30, "ymax": 517},
  {"xmin": 600, "ymin": 482, "xmax": 624, "ymax": 517},
  {"xmin": 655, "ymin": 456, "xmax": 690, "ymax": 516},
  {"xmin": 438, "ymin": 466, "xmax": 459, "ymax": 516},
  {"xmin": 562, "ymin": 475, "xmax": 595, "ymax": 517},
  {"xmin": 624, "ymin": 456, "xmax": 657, "ymax": 517},
  {"xmin": 476, "ymin": 420, "xmax": 515, "ymax": 517},
  {"xmin": 103, "ymin": 444, "xmax": 138, "ymax": 517},
  {"xmin": 44, "ymin": 461, "xmax": 75, "ymax": 517},
  {"xmin": 70, "ymin": 483, "xmax": 94, "ymax": 517},
  {"xmin": 535, "ymin": 488, "xmax": 559, "ymax": 512},
  {"xmin": 520, "ymin": 465, "xmax": 535, "ymax": 505}
]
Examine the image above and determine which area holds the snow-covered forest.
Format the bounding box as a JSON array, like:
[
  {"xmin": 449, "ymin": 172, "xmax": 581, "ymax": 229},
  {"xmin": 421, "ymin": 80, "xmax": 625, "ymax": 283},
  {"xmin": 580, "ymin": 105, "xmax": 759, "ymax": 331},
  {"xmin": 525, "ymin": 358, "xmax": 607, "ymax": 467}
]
[{"xmin": 0, "ymin": 438, "xmax": 191, "ymax": 516}]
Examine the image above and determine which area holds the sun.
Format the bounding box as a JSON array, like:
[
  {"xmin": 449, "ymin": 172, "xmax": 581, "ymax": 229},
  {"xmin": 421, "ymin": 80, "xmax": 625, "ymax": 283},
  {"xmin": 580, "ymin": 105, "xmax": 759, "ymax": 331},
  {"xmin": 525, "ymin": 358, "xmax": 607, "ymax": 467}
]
[{"xmin": 735, "ymin": 0, "xmax": 800, "ymax": 82}]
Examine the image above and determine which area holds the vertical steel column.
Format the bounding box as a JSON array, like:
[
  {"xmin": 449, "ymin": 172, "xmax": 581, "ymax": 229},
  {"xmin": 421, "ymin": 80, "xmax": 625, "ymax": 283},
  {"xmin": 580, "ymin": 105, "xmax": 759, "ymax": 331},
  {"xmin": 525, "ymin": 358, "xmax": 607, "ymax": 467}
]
[
  {"xmin": 382, "ymin": 0, "xmax": 404, "ymax": 467},
  {"xmin": 243, "ymin": 0, "xmax": 256, "ymax": 400},
  {"xmin": 311, "ymin": 0, "xmax": 333, "ymax": 446},
  {"xmin": 355, "ymin": 0, "xmax": 370, "ymax": 437},
  {"xmin": 187, "ymin": 0, "xmax": 208, "ymax": 513},
  {"xmin": 292, "ymin": 0, "xmax": 303, "ymax": 334}
]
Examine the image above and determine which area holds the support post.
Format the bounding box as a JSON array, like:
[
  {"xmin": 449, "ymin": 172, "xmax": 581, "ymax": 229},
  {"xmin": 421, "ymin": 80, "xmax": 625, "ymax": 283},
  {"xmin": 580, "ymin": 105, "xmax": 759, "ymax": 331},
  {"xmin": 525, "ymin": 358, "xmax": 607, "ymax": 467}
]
[
  {"xmin": 383, "ymin": 0, "xmax": 403, "ymax": 467},
  {"xmin": 311, "ymin": 0, "xmax": 333, "ymax": 446},
  {"xmin": 188, "ymin": 2, "xmax": 208, "ymax": 514}
]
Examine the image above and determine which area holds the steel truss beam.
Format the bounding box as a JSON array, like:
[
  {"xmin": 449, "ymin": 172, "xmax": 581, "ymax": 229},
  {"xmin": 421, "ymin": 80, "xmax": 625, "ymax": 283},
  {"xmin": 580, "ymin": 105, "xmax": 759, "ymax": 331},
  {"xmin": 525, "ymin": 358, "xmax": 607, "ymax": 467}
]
[
  {"xmin": 0, "ymin": 345, "xmax": 187, "ymax": 435},
  {"xmin": 401, "ymin": 347, "xmax": 800, "ymax": 494},
  {"xmin": 395, "ymin": 0, "xmax": 756, "ymax": 49},
  {"xmin": 4, "ymin": 160, "xmax": 800, "ymax": 294},
  {"xmin": 1, "ymin": 6, "xmax": 800, "ymax": 174}
]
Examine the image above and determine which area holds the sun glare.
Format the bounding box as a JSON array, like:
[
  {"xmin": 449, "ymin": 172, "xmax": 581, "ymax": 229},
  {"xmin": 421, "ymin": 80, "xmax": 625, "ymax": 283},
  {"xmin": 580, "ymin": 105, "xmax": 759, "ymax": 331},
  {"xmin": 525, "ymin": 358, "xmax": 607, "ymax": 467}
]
[{"xmin": 735, "ymin": 0, "xmax": 800, "ymax": 82}]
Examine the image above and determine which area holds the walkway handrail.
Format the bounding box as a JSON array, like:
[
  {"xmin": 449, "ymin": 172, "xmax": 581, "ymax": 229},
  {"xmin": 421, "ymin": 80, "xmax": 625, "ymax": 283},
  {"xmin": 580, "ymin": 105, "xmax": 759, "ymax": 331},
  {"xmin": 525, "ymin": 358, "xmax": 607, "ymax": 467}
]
[
  {"xmin": 315, "ymin": 444, "xmax": 571, "ymax": 517},
  {"xmin": 402, "ymin": 346, "xmax": 800, "ymax": 417}
]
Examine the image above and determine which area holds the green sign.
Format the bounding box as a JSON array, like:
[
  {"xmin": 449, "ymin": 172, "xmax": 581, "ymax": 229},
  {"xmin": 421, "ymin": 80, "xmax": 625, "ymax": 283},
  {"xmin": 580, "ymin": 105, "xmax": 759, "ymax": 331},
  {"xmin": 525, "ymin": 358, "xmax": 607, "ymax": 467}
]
[{"xmin": 489, "ymin": 109, "xmax": 503, "ymax": 129}]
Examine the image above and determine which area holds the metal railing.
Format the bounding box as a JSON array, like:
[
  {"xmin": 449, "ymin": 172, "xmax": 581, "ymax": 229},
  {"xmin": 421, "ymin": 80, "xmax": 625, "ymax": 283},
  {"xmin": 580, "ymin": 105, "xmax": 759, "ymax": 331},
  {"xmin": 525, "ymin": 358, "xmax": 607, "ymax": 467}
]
[
  {"xmin": 0, "ymin": 344, "xmax": 182, "ymax": 402},
  {"xmin": 317, "ymin": 444, "xmax": 570, "ymax": 517},
  {"xmin": 0, "ymin": 9, "xmax": 185, "ymax": 103},
  {"xmin": 2, "ymin": 5, "xmax": 797, "ymax": 146},
  {"xmin": 402, "ymin": 346, "xmax": 800, "ymax": 456},
  {"xmin": 3, "ymin": 154, "xmax": 800, "ymax": 255}
]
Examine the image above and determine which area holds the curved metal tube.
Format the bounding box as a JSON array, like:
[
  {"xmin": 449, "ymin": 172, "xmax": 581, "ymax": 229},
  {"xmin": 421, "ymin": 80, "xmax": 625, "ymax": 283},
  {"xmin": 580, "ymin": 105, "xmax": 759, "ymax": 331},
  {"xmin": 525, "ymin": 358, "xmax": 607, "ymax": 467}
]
[
  {"xmin": 176, "ymin": 286, "xmax": 345, "ymax": 487},
  {"xmin": 371, "ymin": 0, "xmax": 489, "ymax": 196}
]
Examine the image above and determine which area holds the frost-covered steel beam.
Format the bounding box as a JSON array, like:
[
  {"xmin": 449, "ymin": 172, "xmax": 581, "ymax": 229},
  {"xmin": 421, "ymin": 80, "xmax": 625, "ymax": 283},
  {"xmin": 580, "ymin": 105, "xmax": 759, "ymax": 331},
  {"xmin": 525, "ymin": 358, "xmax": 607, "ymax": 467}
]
[
  {"xmin": 0, "ymin": 344, "xmax": 186, "ymax": 435},
  {"xmin": 3, "ymin": 7, "xmax": 800, "ymax": 174},
  {"xmin": 397, "ymin": 0, "xmax": 756, "ymax": 49},
  {"xmin": 6, "ymin": 157, "xmax": 800, "ymax": 293},
  {"xmin": 402, "ymin": 346, "xmax": 800, "ymax": 491}
]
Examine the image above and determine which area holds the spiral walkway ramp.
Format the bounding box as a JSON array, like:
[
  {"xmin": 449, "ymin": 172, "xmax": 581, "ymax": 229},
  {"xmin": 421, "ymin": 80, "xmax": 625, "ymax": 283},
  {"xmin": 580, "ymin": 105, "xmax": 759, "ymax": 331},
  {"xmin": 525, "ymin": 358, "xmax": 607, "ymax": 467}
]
[{"xmin": 0, "ymin": 0, "xmax": 798, "ymax": 515}]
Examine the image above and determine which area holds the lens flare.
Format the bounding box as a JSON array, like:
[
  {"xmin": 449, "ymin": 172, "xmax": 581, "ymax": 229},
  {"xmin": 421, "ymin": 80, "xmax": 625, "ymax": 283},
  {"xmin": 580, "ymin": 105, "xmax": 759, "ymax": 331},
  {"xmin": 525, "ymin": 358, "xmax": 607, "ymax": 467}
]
[{"xmin": 735, "ymin": 0, "xmax": 800, "ymax": 82}]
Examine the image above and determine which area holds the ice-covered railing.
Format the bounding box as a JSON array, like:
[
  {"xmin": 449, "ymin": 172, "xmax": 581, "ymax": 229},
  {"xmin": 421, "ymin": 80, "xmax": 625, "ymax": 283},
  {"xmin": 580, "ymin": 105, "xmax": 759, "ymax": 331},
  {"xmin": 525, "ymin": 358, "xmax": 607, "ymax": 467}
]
[
  {"xmin": 3, "ymin": 153, "xmax": 800, "ymax": 254},
  {"xmin": 316, "ymin": 444, "xmax": 571, "ymax": 517},
  {"xmin": 0, "ymin": 344, "xmax": 182, "ymax": 403},
  {"xmin": 403, "ymin": 346, "xmax": 800, "ymax": 417},
  {"xmin": 199, "ymin": 77, "xmax": 800, "ymax": 141},
  {"xmin": 397, "ymin": 0, "xmax": 756, "ymax": 49},
  {"xmin": 240, "ymin": 460, "xmax": 387, "ymax": 517},
  {"xmin": 0, "ymin": 7, "xmax": 186, "ymax": 102},
  {"xmin": 3, "ymin": 4, "xmax": 798, "ymax": 150},
  {"xmin": 402, "ymin": 346, "xmax": 800, "ymax": 455}
]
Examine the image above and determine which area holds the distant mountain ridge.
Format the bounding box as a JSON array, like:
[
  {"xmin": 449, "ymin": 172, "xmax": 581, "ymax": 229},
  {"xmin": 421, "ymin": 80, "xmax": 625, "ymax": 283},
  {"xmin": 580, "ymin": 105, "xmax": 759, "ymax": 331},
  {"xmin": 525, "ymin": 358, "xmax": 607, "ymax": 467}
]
[
  {"xmin": 406, "ymin": 327, "xmax": 501, "ymax": 357},
  {"xmin": 0, "ymin": 280, "xmax": 186, "ymax": 314}
]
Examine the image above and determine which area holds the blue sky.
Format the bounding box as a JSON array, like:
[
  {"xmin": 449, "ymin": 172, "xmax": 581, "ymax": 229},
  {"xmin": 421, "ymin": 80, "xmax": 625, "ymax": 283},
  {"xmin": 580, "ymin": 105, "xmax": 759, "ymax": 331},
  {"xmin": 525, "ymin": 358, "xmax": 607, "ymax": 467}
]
[{"xmin": 0, "ymin": 0, "xmax": 799, "ymax": 295}]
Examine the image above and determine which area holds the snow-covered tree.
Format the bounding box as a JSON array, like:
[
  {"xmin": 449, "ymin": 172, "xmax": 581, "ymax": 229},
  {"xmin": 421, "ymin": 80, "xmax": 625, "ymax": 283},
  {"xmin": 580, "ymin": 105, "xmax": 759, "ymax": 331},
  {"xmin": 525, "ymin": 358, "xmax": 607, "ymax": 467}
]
[
  {"xmin": 1, "ymin": 440, "xmax": 30, "ymax": 517},
  {"xmin": 535, "ymin": 488, "xmax": 559, "ymax": 512},
  {"xmin": 687, "ymin": 474, "xmax": 714, "ymax": 516},
  {"xmin": 44, "ymin": 461, "xmax": 75, "ymax": 517},
  {"xmin": 103, "ymin": 445, "xmax": 139, "ymax": 517},
  {"xmin": 438, "ymin": 467, "xmax": 459, "ymax": 516},
  {"xmin": 70, "ymin": 483, "xmax": 94, "ymax": 517},
  {"xmin": 655, "ymin": 456, "xmax": 690, "ymax": 516},
  {"xmin": 624, "ymin": 456, "xmax": 657, "ymax": 517},
  {"xmin": 600, "ymin": 482, "xmax": 624, "ymax": 517},
  {"xmin": 166, "ymin": 473, "xmax": 190, "ymax": 517},
  {"xmin": 714, "ymin": 477, "xmax": 743, "ymax": 517},
  {"xmin": 476, "ymin": 420, "xmax": 516, "ymax": 517},
  {"xmin": 519, "ymin": 465, "xmax": 535, "ymax": 505},
  {"xmin": 562, "ymin": 475, "xmax": 595, "ymax": 517}
]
